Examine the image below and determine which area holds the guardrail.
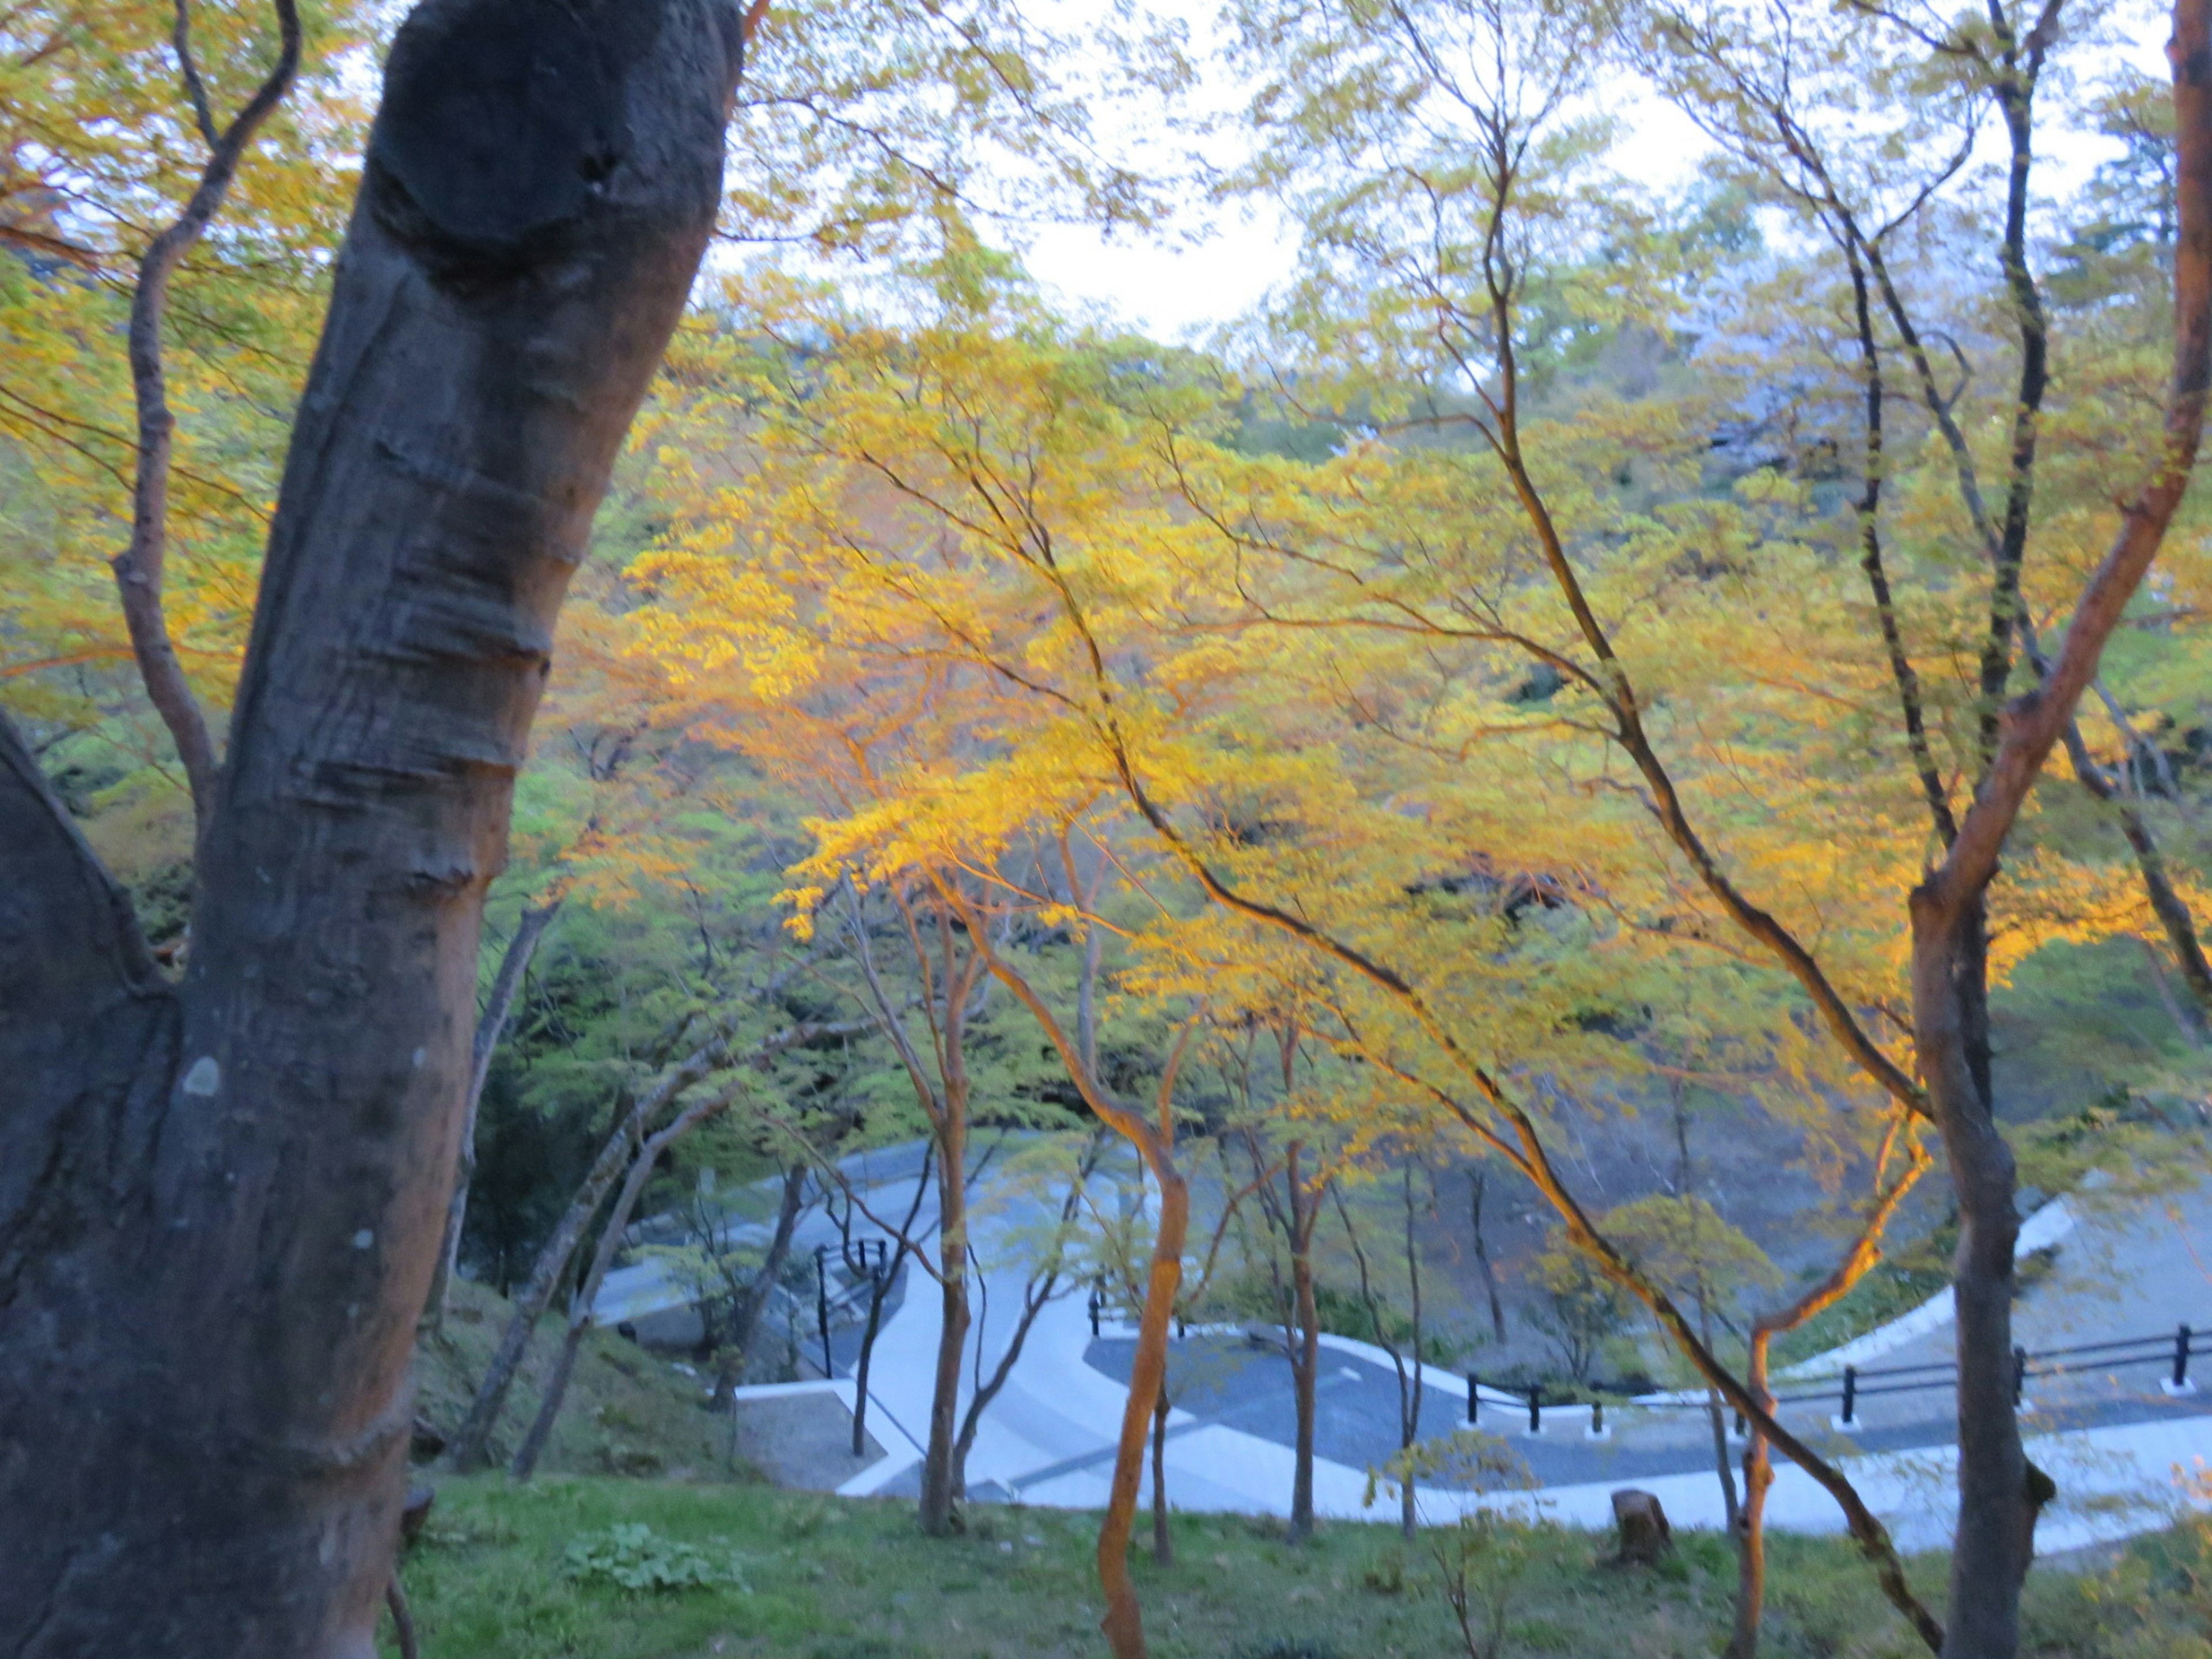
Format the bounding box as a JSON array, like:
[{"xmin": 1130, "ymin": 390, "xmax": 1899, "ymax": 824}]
[{"xmin": 1461, "ymin": 1322, "xmax": 2207, "ymax": 1433}]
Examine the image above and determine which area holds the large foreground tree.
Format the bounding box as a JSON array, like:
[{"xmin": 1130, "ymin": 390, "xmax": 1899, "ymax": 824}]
[{"xmin": 0, "ymin": 0, "xmax": 751, "ymax": 1650}]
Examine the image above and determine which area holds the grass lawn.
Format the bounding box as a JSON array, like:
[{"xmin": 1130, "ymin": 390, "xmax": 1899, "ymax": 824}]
[{"xmin": 380, "ymin": 1475, "xmax": 2212, "ymax": 1659}]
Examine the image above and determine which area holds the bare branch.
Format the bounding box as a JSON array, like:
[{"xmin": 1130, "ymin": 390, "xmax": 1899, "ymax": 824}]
[{"xmin": 112, "ymin": 0, "xmax": 302, "ymax": 829}]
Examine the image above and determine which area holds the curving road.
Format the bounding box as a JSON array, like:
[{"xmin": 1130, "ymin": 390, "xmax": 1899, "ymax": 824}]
[{"xmin": 673, "ymin": 1147, "xmax": 2212, "ymax": 1550}]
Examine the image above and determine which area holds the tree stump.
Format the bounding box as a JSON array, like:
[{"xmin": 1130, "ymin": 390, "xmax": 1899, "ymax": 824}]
[{"xmin": 1611, "ymin": 1488, "xmax": 1673, "ymax": 1566}]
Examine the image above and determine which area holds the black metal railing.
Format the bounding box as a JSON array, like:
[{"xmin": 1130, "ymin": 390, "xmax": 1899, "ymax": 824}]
[{"xmin": 1463, "ymin": 1321, "xmax": 2209, "ymax": 1433}]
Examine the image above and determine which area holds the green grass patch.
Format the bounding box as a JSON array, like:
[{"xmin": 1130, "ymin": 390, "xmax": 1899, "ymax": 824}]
[{"xmin": 381, "ymin": 1475, "xmax": 2200, "ymax": 1659}]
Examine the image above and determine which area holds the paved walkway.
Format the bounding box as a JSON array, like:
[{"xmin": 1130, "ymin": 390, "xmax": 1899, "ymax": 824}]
[{"xmin": 704, "ymin": 1153, "xmax": 2212, "ymax": 1550}]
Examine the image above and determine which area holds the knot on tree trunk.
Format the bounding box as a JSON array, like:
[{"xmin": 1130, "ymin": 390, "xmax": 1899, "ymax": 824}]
[{"xmin": 366, "ymin": 0, "xmax": 746, "ymax": 287}]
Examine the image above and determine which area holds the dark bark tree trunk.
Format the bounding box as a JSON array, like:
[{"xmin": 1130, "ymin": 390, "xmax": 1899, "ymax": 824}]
[
  {"xmin": 446, "ymin": 1037, "xmax": 727, "ymax": 1470},
  {"xmin": 1286, "ymin": 1143, "xmax": 1321, "ymax": 1546},
  {"xmin": 0, "ymin": 3, "xmax": 747, "ymax": 1649},
  {"xmin": 1469, "ymin": 1166, "xmax": 1508, "ymax": 1344},
  {"xmin": 512, "ymin": 1081, "xmax": 738, "ymax": 1480},
  {"xmin": 1335, "ymin": 1171, "xmax": 1425, "ymax": 1540},
  {"xmin": 919, "ymin": 1120, "xmax": 971, "ymax": 1536},
  {"xmin": 1400, "ymin": 1166, "xmax": 1424, "ymax": 1541},
  {"xmin": 425, "ymin": 897, "xmax": 560, "ymax": 1334},
  {"xmin": 1920, "ymin": 900, "xmax": 2032, "ymax": 1659},
  {"xmin": 851, "ymin": 1261, "xmax": 893, "ymax": 1456},
  {"xmin": 509, "ymin": 1319, "xmax": 590, "ymax": 1483},
  {"xmin": 844, "ymin": 1143, "xmax": 933, "ymax": 1452},
  {"xmin": 716, "ymin": 1161, "xmax": 814, "ymax": 1407}
]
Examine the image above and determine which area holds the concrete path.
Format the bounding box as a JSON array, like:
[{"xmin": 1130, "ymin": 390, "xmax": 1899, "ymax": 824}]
[{"xmin": 703, "ymin": 1150, "xmax": 2212, "ymax": 1550}]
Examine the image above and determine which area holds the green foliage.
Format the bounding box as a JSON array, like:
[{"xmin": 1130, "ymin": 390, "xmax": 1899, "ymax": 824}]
[
  {"xmin": 1522, "ymin": 1237, "xmax": 1635, "ymax": 1384},
  {"xmin": 1368, "ymin": 1429, "xmax": 1532, "ymax": 1514},
  {"xmin": 399, "ymin": 1474, "xmax": 2138, "ymax": 1659},
  {"xmin": 1600, "ymin": 1194, "xmax": 1780, "ymax": 1323},
  {"xmin": 563, "ymin": 1523, "xmax": 749, "ymax": 1593}
]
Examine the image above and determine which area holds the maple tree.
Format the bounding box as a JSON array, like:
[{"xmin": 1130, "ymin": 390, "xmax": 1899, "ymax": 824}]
[{"xmin": 9, "ymin": 1, "xmax": 2212, "ymax": 1655}]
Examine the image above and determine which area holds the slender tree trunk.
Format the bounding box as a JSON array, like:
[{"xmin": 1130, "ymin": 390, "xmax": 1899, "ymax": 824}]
[
  {"xmin": 950, "ymin": 1139, "xmax": 1096, "ymax": 1493},
  {"xmin": 512, "ymin": 1082, "xmax": 738, "ymax": 1480},
  {"xmin": 384, "ymin": 1576, "xmax": 419, "ymax": 1659},
  {"xmin": 113, "ymin": 0, "xmax": 302, "ymax": 830},
  {"xmin": 449, "ymin": 1019, "xmax": 837, "ymax": 1469},
  {"xmin": 1469, "ymin": 1167, "xmax": 1508, "ymax": 1344},
  {"xmin": 1099, "ymin": 1160, "xmax": 1190, "ymax": 1659},
  {"xmin": 1725, "ymin": 1126, "xmax": 1930, "ymax": 1659},
  {"xmin": 1287, "ymin": 1147, "xmax": 1321, "ymax": 1545},
  {"xmin": 1726, "ymin": 1333, "xmax": 1776, "ymax": 1659},
  {"xmin": 952, "ymin": 1271, "xmax": 1062, "ymax": 1489},
  {"xmin": 2063, "ymin": 718, "xmax": 2212, "ymax": 1025},
  {"xmin": 1402, "ymin": 1165, "xmax": 1425, "ymax": 1541},
  {"xmin": 425, "ymin": 897, "xmax": 559, "ymax": 1334},
  {"xmin": 1151, "ymin": 1386, "xmax": 1173, "ymax": 1566},
  {"xmin": 1708, "ymin": 1385, "xmax": 1741, "ymax": 1531},
  {"xmin": 853, "ymin": 1263, "xmax": 892, "ymax": 1456},
  {"xmin": 446, "ymin": 1051, "xmax": 710, "ymax": 1470},
  {"xmin": 0, "ymin": 4, "xmax": 745, "ymax": 1646},
  {"xmin": 920, "ymin": 1119, "xmax": 970, "ymax": 1536},
  {"xmin": 1701, "ymin": 1289, "xmax": 1740, "ymax": 1535},
  {"xmin": 714, "ymin": 1162, "xmax": 813, "ymax": 1407},
  {"xmin": 510, "ymin": 1320, "xmax": 589, "ymax": 1482}
]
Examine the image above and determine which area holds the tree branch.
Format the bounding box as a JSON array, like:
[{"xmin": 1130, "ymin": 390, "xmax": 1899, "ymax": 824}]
[{"xmin": 112, "ymin": 0, "xmax": 302, "ymax": 829}]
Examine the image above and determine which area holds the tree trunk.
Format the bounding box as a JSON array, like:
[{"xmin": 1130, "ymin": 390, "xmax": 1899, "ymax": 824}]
[
  {"xmin": 447, "ymin": 1048, "xmax": 709, "ymax": 1471},
  {"xmin": 1700, "ymin": 1292, "xmax": 1740, "ymax": 1534},
  {"xmin": 1099, "ymin": 1159, "xmax": 1190, "ymax": 1659},
  {"xmin": 1287, "ymin": 1147, "xmax": 1321, "ymax": 1545},
  {"xmin": 1151, "ymin": 1386, "xmax": 1173, "ymax": 1566},
  {"xmin": 1402, "ymin": 1164, "xmax": 1425, "ymax": 1541},
  {"xmin": 714, "ymin": 1161, "xmax": 813, "ymax": 1407},
  {"xmin": 1469, "ymin": 1167, "xmax": 1508, "ymax": 1344},
  {"xmin": 509, "ymin": 1319, "xmax": 589, "ymax": 1482},
  {"xmin": 950, "ymin": 1140, "xmax": 1100, "ymax": 1494},
  {"xmin": 510, "ymin": 1082, "xmax": 738, "ymax": 1480},
  {"xmin": 919, "ymin": 1122, "xmax": 970, "ymax": 1536},
  {"xmin": 0, "ymin": 5, "xmax": 745, "ymax": 1648},
  {"xmin": 449, "ymin": 1018, "xmax": 833, "ymax": 1468},
  {"xmin": 953, "ymin": 1268, "xmax": 1065, "ymax": 1491},
  {"xmin": 853, "ymin": 1263, "xmax": 892, "ymax": 1456},
  {"xmin": 1708, "ymin": 1388, "xmax": 1741, "ymax": 1533},
  {"xmin": 1726, "ymin": 1326, "xmax": 1778, "ymax": 1659},
  {"xmin": 1920, "ymin": 902, "xmax": 2031, "ymax": 1659},
  {"xmin": 425, "ymin": 897, "xmax": 559, "ymax": 1334}
]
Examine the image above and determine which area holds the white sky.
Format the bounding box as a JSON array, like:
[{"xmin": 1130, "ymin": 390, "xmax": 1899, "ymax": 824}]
[{"xmin": 1016, "ymin": 0, "xmax": 2176, "ymax": 341}]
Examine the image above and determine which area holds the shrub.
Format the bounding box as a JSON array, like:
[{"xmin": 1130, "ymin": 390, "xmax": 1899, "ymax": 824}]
[{"xmin": 562, "ymin": 1522, "xmax": 747, "ymax": 1592}]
